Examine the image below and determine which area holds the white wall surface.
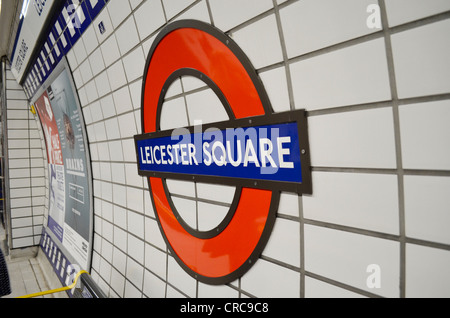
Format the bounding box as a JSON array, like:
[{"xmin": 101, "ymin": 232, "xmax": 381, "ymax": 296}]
[
  {"xmin": 4, "ymin": 65, "xmax": 46, "ymax": 249},
  {"xmin": 12, "ymin": 0, "xmax": 450, "ymax": 298}
]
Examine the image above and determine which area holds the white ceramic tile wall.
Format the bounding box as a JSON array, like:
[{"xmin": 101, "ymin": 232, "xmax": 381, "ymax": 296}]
[
  {"xmin": 304, "ymin": 224, "xmax": 400, "ymax": 298},
  {"xmin": 5, "ymin": 0, "xmax": 448, "ymax": 298},
  {"xmin": 399, "ymin": 100, "xmax": 450, "ymax": 170},
  {"xmin": 303, "ymin": 172, "xmax": 399, "ymax": 234},
  {"xmin": 4, "ymin": 65, "xmax": 47, "ymax": 249},
  {"xmin": 391, "ymin": 19, "xmax": 450, "ymax": 99},
  {"xmin": 290, "ymin": 39, "xmax": 392, "ymax": 110},
  {"xmin": 405, "ymin": 243, "xmax": 450, "ymax": 298},
  {"xmin": 404, "ymin": 175, "xmax": 450, "ymax": 245},
  {"xmin": 385, "ymin": 0, "xmax": 450, "ymax": 27},
  {"xmin": 280, "ymin": 0, "xmax": 380, "ymax": 57}
]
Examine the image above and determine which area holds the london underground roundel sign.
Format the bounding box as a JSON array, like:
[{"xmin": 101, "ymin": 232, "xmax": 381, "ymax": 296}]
[{"xmin": 134, "ymin": 20, "xmax": 311, "ymax": 285}]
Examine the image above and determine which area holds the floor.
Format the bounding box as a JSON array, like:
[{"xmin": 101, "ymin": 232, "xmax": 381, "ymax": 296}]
[{"xmin": 0, "ymin": 223, "xmax": 55, "ymax": 298}]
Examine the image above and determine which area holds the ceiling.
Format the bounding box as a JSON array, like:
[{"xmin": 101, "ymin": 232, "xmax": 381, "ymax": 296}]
[{"xmin": 0, "ymin": 0, "xmax": 22, "ymax": 60}]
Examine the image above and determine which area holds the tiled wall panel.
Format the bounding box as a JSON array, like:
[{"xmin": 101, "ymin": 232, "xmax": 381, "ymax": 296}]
[
  {"xmin": 391, "ymin": 19, "xmax": 450, "ymax": 99},
  {"xmin": 399, "ymin": 100, "xmax": 450, "ymax": 170},
  {"xmin": 303, "ymin": 172, "xmax": 399, "ymax": 234},
  {"xmin": 385, "ymin": 0, "xmax": 450, "ymax": 27},
  {"xmin": 307, "ymin": 108, "xmax": 396, "ymax": 168},
  {"xmin": 405, "ymin": 243, "xmax": 450, "ymax": 298},
  {"xmin": 4, "ymin": 65, "xmax": 47, "ymax": 249},
  {"xmin": 280, "ymin": 0, "xmax": 380, "ymax": 57},
  {"xmin": 11, "ymin": 0, "xmax": 450, "ymax": 298},
  {"xmin": 304, "ymin": 225, "xmax": 400, "ymax": 298},
  {"xmin": 404, "ymin": 175, "xmax": 450, "ymax": 245},
  {"xmin": 290, "ymin": 39, "xmax": 391, "ymax": 110}
]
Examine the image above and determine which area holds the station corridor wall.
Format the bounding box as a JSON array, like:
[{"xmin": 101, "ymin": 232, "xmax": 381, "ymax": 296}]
[
  {"xmin": 6, "ymin": 0, "xmax": 450, "ymax": 298},
  {"xmin": 3, "ymin": 64, "xmax": 47, "ymax": 249}
]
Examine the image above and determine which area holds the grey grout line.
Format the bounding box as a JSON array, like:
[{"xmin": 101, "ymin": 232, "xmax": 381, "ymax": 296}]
[
  {"xmin": 304, "ymin": 270, "xmax": 383, "ymax": 298},
  {"xmin": 379, "ymin": 0, "xmax": 406, "ymax": 298},
  {"xmin": 272, "ymin": 0, "xmax": 305, "ymax": 298},
  {"xmin": 205, "ymin": 0, "xmax": 215, "ymax": 27}
]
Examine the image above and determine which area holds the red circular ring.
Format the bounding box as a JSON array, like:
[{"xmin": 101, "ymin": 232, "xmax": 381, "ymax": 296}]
[{"xmin": 142, "ymin": 20, "xmax": 279, "ymax": 284}]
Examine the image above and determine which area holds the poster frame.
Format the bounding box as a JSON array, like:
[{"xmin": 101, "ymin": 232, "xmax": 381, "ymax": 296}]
[{"xmin": 30, "ymin": 57, "xmax": 94, "ymax": 272}]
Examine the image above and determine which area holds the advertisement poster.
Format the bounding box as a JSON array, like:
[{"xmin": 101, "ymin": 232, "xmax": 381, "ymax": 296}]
[{"xmin": 34, "ymin": 68, "xmax": 91, "ymax": 269}]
